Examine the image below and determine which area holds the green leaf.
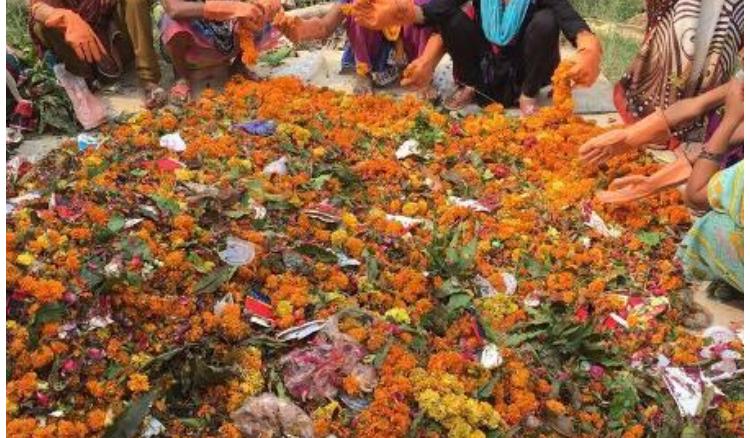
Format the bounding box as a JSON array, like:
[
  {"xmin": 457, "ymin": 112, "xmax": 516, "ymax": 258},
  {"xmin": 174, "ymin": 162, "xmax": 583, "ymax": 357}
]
[
  {"xmin": 105, "ymin": 362, "xmax": 124, "ymax": 380},
  {"xmin": 107, "ymin": 215, "xmax": 125, "ymax": 233},
  {"xmin": 503, "ymin": 329, "xmax": 546, "ymax": 347},
  {"xmin": 294, "ymin": 244, "xmax": 338, "ymax": 264},
  {"xmin": 476, "ymin": 372, "xmax": 502, "ymax": 399},
  {"xmin": 29, "ymin": 303, "xmax": 67, "ymax": 347},
  {"xmin": 306, "ymin": 174, "xmax": 332, "ymax": 191},
  {"xmin": 363, "ymin": 248, "xmax": 379, "ymax": 283},
  {"xmin": 435, "ymin": 277, "xmax": 465, "ymax": 298},
  {"xmin": 187, "ymin": 252, "xmax": 214, "ymax": 273},
  {"xmin": 103, "ymin": 390, "xmax": 159, "ymax": 438},
  {"xmin": 372, "ymin": 338, "xmax": 393, "ymax": 369},
  {"xmin": 446, "ymin": 293, "xmax": 472, "ymax": 312},
  {"xmin": 637, "ymin": 231, "xmax": 664, "ymax": 248},
  {"xmin": 192, "ymin": 265, "xmax": 238, "ymax": 295},
  {"xmin": 148, "ymin": 194, "xmax": 181, "ymax": 215},
  {"xmin": 179, "ymin": 418, "xmax": 207, "ymax": 429}
]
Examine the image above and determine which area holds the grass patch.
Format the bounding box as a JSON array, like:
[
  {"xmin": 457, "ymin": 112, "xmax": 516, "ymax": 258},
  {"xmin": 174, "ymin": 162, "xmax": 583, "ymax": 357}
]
[
  {"xmin": 7, "ymin": 0, "xmax": 34, "ymax": 61},
  {"xmin": 598, "ymin": 30, "xmax": 640, "ymax": 82},
  {"xmin": 571, "ymin": 0, "xmax": 643, "ymax": 22}
]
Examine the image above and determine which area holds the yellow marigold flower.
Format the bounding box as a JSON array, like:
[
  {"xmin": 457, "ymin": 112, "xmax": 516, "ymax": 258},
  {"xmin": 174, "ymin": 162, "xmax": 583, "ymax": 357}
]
[
  {"xmin": 545, "ymin": 399, "xmax": 566, "ymax": 415},
  {"xmin": 384, "ymin": 307, "xmax": 410, "ymax": 324},
  {"xmin": 127, "ymin": 373, "xmax": 150, "ymax": 393},
  {"xmin": 175, "ymin": 168, "xmax": 193, "ymax": 181},
  {"xmin": 330, "ymin": 229, "xmax": 348, "ymax": 247},
  {"xmin": 16, "ymin": 253, "xmax": 35, "ymax": 266},
  {"xmin": 341, "ymin": 212, "xmax": 359, "ymax": 230},
  {"xmin": 401, "ymin": 202, "xmax": 419, "ymax": 216}
]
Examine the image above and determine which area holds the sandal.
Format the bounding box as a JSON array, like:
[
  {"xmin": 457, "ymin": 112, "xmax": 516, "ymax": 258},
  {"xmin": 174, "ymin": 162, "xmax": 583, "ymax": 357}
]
[
  {"xmin": 443, "ymin": 86, "xmax": 476, "ymax": 111},
  {"xmin": 519, "ymin": 94, "xmax": 539, "ymax": 116},
  {"xmin": 144, "ymin": 84, "xmax": 167, "ymax": 109},
  {"xmin": 169, "ymin": 79, "xmax": 192, "ymax": 106},
  {"xmin": 353, "ymin": 76, "xmax": 373, "ymax": 95}
]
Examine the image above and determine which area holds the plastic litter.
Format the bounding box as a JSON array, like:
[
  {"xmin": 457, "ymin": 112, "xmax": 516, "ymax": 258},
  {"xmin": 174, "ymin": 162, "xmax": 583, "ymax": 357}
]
[
  {"xmin": 218, "ymin": 236, "xmax": 256, "ymax": 266},
  {"xmin": 231, "ymin": 393, "xmax": 314, "ymax": 438},
  {"xmin": 53, "ymin": 64, "xmax": 107, "ymax": 130},
  {"xmin": 449, "ymin": 196, "xmax": 491, "ymax": 213},
  {"xmin": 154, "ymin": 158, "xmax": 185, "ymax": 171},
  {"xmin": 336, "ymin": 252, "xmax": 360, "ymax": 268},
  {"xmin": 395, "ymin": 139, "xmax": 422, "ymax": 159},
  {"xmin": 244, "ymin": 296, "xmax": 274, "ymax": 325},
  {"xmin": 214, "ymin": 293, "xmax": 234, "ymax": 316},
  {"xmin": 339, "ymin": 394, "xmax": 371, "ymax": 412},
  {"xmin": 474, "ymin": 275, "xmax": 497, "ymax": 297},
  {"xmin": 77, "ymin": 133, "xmax": 99, "ymax": 152},
  {"xmin": 142, "ymin": 416, "xmax": 166, "ymax": 438},
  {"xmin": 502, "ymin": 272, "xmax": 517, "ymax": 295},
  {"xmin": 235, "ymin": 119, "xmax": 277, "ymax": 136},
  {"xmin": 263, "ymin": 156, "xmax": 288, "ymax": 176},
  {"xmin": 661, "ymin": 367, "xmax": 723, "ymax": 417},
  {"xmin": 279, "ymin": 317, "xmax": 374, "ymax": 401},
  {"xmin": 159, "ymin": 132, "xmax": 186, "ymax": 152},
  {"xmin": 276, "ymin": 319, "xmax": 326, "ymax": 342},
  {"xmin": 480, "ymin": 343, "xmax": 503, "ymax": 369},
  {"xmin": 385, "ymin": 214, "xmax": 425, "ymax": 229},
  {"xmin": 303, "ymin": 201, "xmax": 340, "ymax": 223},
  {"xmin": 581, "ymin": 202, "xmax": 621, "ymax": 238}
]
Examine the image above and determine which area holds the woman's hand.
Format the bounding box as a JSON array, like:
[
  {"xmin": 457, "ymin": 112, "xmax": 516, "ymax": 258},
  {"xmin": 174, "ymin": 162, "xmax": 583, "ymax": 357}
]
[
  {"xmin": 203, "ymin": 0, "xmax": 264, "ymax": 21},
  {"xmin": 578, "ymin": 109, "xmax": 671, "ymax": 166},
  {"xmin": 44, "ymin": 9, "xmax": 106, "ymax": 63},
  {"xmin": 351, "ymin": 0, "xmax": 417, "ymax": 29},
  {"xmin": 401, "ymin": 34, "xmax": 443, "ymax": 89},
  {"xmin": 570, "ymin": 31, "xmax": 602, "ymax": 87}
]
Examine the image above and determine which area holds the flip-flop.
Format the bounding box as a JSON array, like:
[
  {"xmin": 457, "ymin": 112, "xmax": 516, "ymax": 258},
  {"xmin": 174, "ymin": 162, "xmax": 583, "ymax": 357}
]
[
  {"xmin": 443, "ymin": 86, "xmax": 476, "ymax": 111},
  {"xmin": 144, "ymin": 85, "xmax": 167, "ymax": 109},
  {"xmin": 596, "ymin": 153, "xmax": 692, "ymax": 204},
  {"xmin": 169, "ymin": 79, "xmax": 192, "ymax": 106}
]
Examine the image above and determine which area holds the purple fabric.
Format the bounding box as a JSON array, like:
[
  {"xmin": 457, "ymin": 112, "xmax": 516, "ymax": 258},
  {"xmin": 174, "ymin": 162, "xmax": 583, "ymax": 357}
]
[
  {"xmin": 704, "ymin": 110, "xmax": 743, "ymax": 169},
  {"xmin": 235, "ymin": 119, "xmax": 277, "ymax": 136},
  {"xmin": 340, "ymin": 0, "xmax": 433, "ymax": 71}
]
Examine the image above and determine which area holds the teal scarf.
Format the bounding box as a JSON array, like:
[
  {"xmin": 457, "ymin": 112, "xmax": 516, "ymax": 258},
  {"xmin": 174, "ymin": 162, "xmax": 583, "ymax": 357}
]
[{"xmin": 479, "ymin": 0, "xmax": 533, "ymax": 46}]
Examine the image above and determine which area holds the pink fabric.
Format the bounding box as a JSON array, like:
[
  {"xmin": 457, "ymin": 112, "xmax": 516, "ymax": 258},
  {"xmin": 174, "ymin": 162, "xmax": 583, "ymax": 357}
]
[{"xmin": 160, "ymin": 15, "xmax": 238, "ymax": 70}]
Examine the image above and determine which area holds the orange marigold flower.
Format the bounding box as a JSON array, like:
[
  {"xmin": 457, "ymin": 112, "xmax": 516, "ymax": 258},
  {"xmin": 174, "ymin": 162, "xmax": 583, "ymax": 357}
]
[{"xmin": 127, "ymin": 373, "xmax": 151, "ymax": 393}]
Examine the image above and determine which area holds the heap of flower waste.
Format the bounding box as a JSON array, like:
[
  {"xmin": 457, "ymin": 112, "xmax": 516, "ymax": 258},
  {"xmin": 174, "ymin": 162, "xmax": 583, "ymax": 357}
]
[{"xmin": 7, "ymin": 64, "xmax": 743, "ymax": 437}]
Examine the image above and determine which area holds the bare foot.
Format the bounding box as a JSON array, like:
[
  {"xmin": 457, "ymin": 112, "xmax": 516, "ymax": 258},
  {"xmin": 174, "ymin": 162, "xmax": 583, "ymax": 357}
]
[
  {"xmin": 519, "ymin": 94, "xmax": 539, "ymax": 116},
  {"xmin": 443, "ymin": 86, "xmax": 476, "ymax": 111}
]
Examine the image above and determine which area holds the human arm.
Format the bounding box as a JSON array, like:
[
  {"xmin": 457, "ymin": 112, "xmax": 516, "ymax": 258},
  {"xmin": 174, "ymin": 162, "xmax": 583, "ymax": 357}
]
[
  {"xmin": 579, "ymin": 83, "xmax": 732, "ymax": 167},
  {"xmin": 161, "ymin": 0, "xmax": 267, "ymax": 21},
  {"xmin": 273, "ymin": 5, "xmax": 345, "ymax": 43},
  {"xmin": 401, "ymin": 33, "xmax": 445, "ymax": 89},
  {"xmin": 351, "ymin": 0, "xmax": 431, "ymax": 29},
  {"xmin": 663, "ymin": 83, "xmax": 729, "ymax": 129},
  {"xmin": 685, "ymin": 79, "xmax": 744, "ymax": 210},
  {"xmin": 29, "ymin": 1, "xmax": 106, "ymax": 63}
]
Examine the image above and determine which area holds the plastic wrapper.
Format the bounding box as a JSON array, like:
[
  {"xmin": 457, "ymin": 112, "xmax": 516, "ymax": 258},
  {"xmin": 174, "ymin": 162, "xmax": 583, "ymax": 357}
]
[
  {"xmin": 159, "ymin": 132, "xmax": 186, "ymax": 152},
  {"xmin": 231, "ymin": 393, "xmax": 313, "ymax": 438},
  {"xmin": 53, "ymin": 64, "xmax": 107, "ymax": 130},
  {"xmin": 235, "ymin": 119, "xmax": 277, "ymax": 136},
  {"xmin": 279, "ymin": 317, "xmax": 375, "ymax": 401}
]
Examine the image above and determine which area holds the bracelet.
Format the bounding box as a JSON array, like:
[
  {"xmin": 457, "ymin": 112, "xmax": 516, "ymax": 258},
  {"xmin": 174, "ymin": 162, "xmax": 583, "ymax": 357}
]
[{"xmin": 697, "ymin": 149, "xmax": 725, "ymax": 164}]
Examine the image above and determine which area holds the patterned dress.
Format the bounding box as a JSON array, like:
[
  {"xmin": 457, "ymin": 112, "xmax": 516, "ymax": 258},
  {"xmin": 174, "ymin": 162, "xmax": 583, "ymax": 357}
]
[
  {"xmin": 614, "ymin": 0, "xmax": 744, "ymax": 142},
  {"xmin": 677, "ymin": 160, "xmax": 744, "ymax": 291}
]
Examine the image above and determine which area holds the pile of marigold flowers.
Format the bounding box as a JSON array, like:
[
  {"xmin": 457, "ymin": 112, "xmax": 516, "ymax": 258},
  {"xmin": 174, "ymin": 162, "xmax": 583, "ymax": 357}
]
[{"xmin": 6, "ymin": 67, "xmax": 743, "ymax": 437}]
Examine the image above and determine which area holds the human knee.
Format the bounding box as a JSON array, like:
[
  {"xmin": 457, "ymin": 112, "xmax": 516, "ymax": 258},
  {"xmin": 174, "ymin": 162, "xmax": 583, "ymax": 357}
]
[{"xmin": 526, "ymin": 9, "xmax": 558, "ymax": 40}]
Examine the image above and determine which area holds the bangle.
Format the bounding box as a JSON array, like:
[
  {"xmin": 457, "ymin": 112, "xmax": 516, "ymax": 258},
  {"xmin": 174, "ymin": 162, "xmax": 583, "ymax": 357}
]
[{"xmin": 697, "ymin": 149, "xmax": 725, "ymax": 164}]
